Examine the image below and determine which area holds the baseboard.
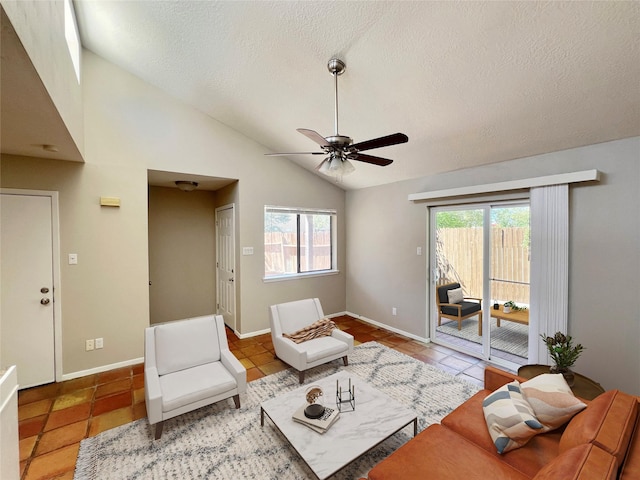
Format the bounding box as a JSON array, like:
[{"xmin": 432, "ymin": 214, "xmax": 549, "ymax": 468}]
[
  {"xmin": 61, "ymin": 357, "xmax": 144, "ymax": 382},
  {"xmin": 235, "ymin": 328, "xmax": 270, "ymax": 339},
  {"xmin": 344, "ymin": 311, "xmax": 431, "ymax": 344},
  {"xmin": 232, "ymin": 311, "xmax": 430, "ymax": 344}
]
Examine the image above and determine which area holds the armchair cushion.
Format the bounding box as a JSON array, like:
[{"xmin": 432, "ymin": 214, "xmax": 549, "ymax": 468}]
[
  {"xmin": 155, "ymin": 317, "xmax": 221, "ymax": 375},
  {"xmin": 437, "ymin": 282, "xmax": 461, "ymax": 304},
  {"xmin": 441, "ymin": 301, "xmax": 482, "ymax": 317},
  {"xmin": 159, "ymin": 361, "xmax": 237, "ymax": 412},
  {"xmin": 447, "ymin": 287, "xmax": 464, "ymax": 304},
  {"xmin": 297, "ymin": 336, "xmax": 349, "ymax": 363}
]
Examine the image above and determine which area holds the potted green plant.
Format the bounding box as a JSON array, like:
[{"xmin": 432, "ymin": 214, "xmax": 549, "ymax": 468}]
[
  {"xmin": 503, "ymin": 301, "xmax": 527, "ymax": 313},
  {"xmin": 540, "ymin": 332, "xmax": 585, "ymax": 386}
]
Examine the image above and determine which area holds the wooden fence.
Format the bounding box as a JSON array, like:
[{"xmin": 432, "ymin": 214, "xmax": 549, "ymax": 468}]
[
  {"xmin": 265, "ymin": 232, "xmax": 331, "ymax": 276},
  {"xmin": 436, "ymin": 227, "xmax": 530, "ymax": 304}
]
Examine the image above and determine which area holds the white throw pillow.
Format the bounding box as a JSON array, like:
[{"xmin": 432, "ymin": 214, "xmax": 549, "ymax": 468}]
[{"xmin": 447, "ymin": 287, "xmax": 464, "ymax": 304}]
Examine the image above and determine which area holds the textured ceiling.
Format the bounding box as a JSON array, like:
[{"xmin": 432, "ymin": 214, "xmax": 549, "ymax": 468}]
[{"xmin": 73, "ymin": 1, "xmax": 639, "ymax": 189}]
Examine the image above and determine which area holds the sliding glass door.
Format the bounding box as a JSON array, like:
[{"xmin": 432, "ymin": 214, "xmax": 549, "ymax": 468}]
[{"xmin": 430, "ymin": 203, "xmax": 530, "ymax": 367}]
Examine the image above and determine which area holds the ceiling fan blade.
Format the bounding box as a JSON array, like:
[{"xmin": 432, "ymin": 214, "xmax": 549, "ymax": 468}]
[
  {"xmin": 348, "ymin": 152, "xmax": 394, "ymax": 167},
  {"xmin": 350, "ymin": 133, "xmax": 408, "ymax": 152},
  {"xmin": 265, "ymin": 152, "xmax": 325, "ymax": 156},
  {"xmin": 297, "ymin": 128, "xmax": 331, "ymax": 147}
]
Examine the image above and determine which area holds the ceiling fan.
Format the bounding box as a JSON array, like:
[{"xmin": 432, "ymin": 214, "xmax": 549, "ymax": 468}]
[{"xmin": 265, "ymin": 58, "xmax": 408, "ymax": 177}]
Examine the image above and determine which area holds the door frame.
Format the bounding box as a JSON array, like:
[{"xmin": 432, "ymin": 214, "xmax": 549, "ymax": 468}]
[
  {"xmin": 1, "ymin": 188, "xmax": 63, "ymax": 383},
  {"xmin": 428, "ymin": 199, "xmax": 531, "ymax": 370},
  {"xmin": 215, "ymin": 203, "xmax": 236, "ymax": 332}
]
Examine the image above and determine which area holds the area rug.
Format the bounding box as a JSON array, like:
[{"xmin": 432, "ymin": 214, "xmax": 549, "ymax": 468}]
[
  {"xmin": 74, "ymin": 342, "xmax": 480, "ymax": 480},
  {"xmin": 436, "ymin": 317, "xmax": 529, "ymax": 358}
]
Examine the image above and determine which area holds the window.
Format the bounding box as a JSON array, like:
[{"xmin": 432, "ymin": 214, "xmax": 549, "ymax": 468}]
[{"xmin": 264, "ymin": 206, "xmax": 337, "ymax": 279}]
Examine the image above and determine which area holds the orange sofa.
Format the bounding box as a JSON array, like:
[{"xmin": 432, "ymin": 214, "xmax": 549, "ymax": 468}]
[{"xmin": 362, "ymin": 366, "xmax": 640, "ymax": 480}]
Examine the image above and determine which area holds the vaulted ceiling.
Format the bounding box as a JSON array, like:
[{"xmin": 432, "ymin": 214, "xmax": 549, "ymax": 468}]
[{"xmin": 6, "ymin": 1, "xmax": 640, "ymax": 190}]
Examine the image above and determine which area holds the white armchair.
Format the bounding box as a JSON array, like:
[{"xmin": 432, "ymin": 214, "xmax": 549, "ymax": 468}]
[
  {"xmin": 144, "ymin": 315, "xmax": 246, "ymax": 439},
  {"xmin": 270, "ymin": 298, "xmax": 354, "ymax": 383}
]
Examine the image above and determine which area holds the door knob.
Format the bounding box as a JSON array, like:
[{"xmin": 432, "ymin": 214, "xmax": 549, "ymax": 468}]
[
  {"xmin": 41, "ymin": 287, "xmax": 50, "ymax": 293},
  {"xmin": 229, "ymin": 278, "xmax": 234, "ymax": 282},
  {"xmin": 41, "ymin": 298, "xmax": 50, "ymax": 305}
]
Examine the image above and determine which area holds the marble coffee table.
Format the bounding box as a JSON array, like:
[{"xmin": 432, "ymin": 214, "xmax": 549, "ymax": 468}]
[{"xmin": 260, "ymin": 371, "xmax": 417, "ymax": 480}]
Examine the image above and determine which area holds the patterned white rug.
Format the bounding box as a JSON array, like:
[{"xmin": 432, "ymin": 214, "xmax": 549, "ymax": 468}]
[
  {"xmin": 436, "ymin": 317, "xmax": 529, "ymax": 358},
  {"xmin": 74, "ymin": 342, "xmax": 480, "ymax": 480}
]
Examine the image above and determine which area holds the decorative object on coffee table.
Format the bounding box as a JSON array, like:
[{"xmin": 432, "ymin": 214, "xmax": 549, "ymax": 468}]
[
  {"xmin": 304, "ymin": 386, "xmax": 326, "ymax": 419},
  {"xmin": 540, "ymin": 331, "xmax": 585, "ymax": 387},
  {"xmin": 336, "ymin": 378, "xmax": 355, "ymax": 412}
]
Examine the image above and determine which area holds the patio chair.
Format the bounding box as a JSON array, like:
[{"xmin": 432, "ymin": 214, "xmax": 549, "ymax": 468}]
[
  {"xmin": 270, "ymin": 298, "xmax": 354, "ymax": 383},
  {"xmin": 436, "ymin": 282, "xmax": 483, "ymax": 336},
  {"xmin": 144, "ymin": 314, "xmax": 246, "ymax": 439}
]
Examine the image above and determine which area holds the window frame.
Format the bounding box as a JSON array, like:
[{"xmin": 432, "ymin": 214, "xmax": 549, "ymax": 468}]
[{"xmin": 263, "ymin": 206, "xmax": 338, "ymax": 282}]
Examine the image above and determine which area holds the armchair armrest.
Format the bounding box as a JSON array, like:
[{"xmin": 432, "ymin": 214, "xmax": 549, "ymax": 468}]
[
  {"xmin": 273, "ymin": 335, "xmax": 307, "ymax": 370},
  {"xmin": 220, "ymin": 350, "xmax": 247, "ymax": 394},
  {"xmin": 331, "ymin": 328, "xmax": 354, "ymax": 352},
  {"xmin": 144, "ymin": 366, "xmax": 163, "ymax": 425},
  {"xmin": 440, "ymin": 302, "xmax": 463, "ymax": 313},
  {"xmin": 464, "ymin": 297, "xmax": 482, "ymax": 303}
]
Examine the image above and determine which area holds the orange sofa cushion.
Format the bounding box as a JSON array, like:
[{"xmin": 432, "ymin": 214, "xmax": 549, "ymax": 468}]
[
  {"xmin": 533, "ymin": 443, "xmax": 617, "ymax": 480},
  {"xmin": 619, "ymin": 401, "xmax": 640, "ymax": 479},
  {"xmin": 559, "ymin": 390, "xmax": 638, "ymax": 466},
  {"xmin": 442, "ymin": 389, "xmax": 561, "ymax": 478},
  {"xmin": 366, "ymin": 424, "xmax": 530, "ymax": 480}
]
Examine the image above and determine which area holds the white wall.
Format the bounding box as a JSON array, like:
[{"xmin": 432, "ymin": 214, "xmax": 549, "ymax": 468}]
[
  {"xmin": 1, "ymin": 47, "xmax": 346, "ymax": 377},
  {"xmin": 1, "ymin": 0, "xmax": 84, "ymax": 154},
  {"xmin": 347, "ymin": 137, "xmax": 640, "ymax": 395}
]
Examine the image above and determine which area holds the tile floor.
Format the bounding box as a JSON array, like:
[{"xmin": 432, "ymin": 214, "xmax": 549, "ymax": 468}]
[{"xmin": 17, "ymin": 315, "xmax": 492, "ymax": 480}]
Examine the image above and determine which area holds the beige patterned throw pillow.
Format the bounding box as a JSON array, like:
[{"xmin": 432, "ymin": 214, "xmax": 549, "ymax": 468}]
[
  {"xmin": 482, "ymin": 381, "xmax": 544, "ymax": 454},
  {"xmin": 520, "ymin": 374, "xmax": 587, "ymax": 431}
]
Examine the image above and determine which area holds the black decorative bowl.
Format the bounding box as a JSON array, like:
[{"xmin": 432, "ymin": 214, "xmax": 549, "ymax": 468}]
[{"xmin": 304, "ymin": 404, "xmax": 326, "ymax": 419}]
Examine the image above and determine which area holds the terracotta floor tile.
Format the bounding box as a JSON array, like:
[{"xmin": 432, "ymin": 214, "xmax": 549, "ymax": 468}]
[
  {"xmin": 88, "ymin": 406, "xmax": 133, "ymax": 437},
  {"xmin": 92, "ymin": 391, "xmax": 132, "ymax": 416},
  {"xmin": 36, "ymin": 419, "xmax": 88, "ymax": 456},
  {"xmin": 19, "ymin": 435, "xmax": 37, "ymax": 461},
  {"xmin": 18, "ymin": 399, "xmax": 52, "ymax": 421},
  {"xmin": 440, "ymin": 355, "xmax": 473, "ymax": 372},
  {"xmin": 258, "ymin": 360, "xmax": 289, "ymax": 376},
  {"xmin": 52, "ymin": 389, "xmax": 94, "ymax": 411},
  {"xmin": 96, "ymin": 367, "xmax": 131, "ymax": 385},
  {"xmin": 18, "ymin": 383, "xmax": 60, "ymax": 406},
  {"xmin": 59, "ymin": 375, "xmax": 97, "ymax": 393},
  {"xmin": 19, "ymin": 415, "xmax": 47, "ymax": 439},
  {"xmin": 133, "ymin": 387, "xmax": 145, "ymax": 404},
  {"xmin": 246, "ymin": 367, "xmax": 265, "ymax": 382},
  {"xmin": 353, "ymin": 333, "xmax": 376, "ymax": 343},
  {"xmin": 240, "ymin": 357, "xmax": 256, "ymax": 369},
  {"xmin": 132, "ymin": 373, "xmax": 144, "ymax": 390},
  {"xmin": 133, "ymin": 402, "xmax": 147, "ymax": 421},
  {"xmin": 230, "ymin": 348, "xmax": 246, "ymax": 359},
  {"xmin": 382, "ymin": 335, "xmax": 410, "ymax": 345},
  {"xmin": 45, "ymin": 402, "xmax": 91, "ymax": 432},
  {"xmin": 132, "ymin": 364, "xmax": 144, "ymax": 375},
  {"xmin": 249, "ymin": 351, "xmax": 276, "ymax": 366},
  {"xmin": 24, "ymin": 443, "xmax": 79, "ymax": 480},
  {"xmin": 234, "ymin": 337, "xmax": 260, "ymax": 347},
  {"xmin": 240, "ymin": 344, "xmax": 268, "ymax": 357},
  {"xmin": 51, "ymin": 471, "xmax": 75, "ymax": 480},
  {"xmin": 95, "ymin": 378, "xmax": 131, "ymax": 398}
]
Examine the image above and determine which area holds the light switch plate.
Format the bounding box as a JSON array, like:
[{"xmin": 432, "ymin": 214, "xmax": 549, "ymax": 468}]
[
  {"xmin": 242, "ymin": 247, "xmax": 254, "ymax": 255},
  {"xmin": 68, "ymin": 253, "xmax": 78, "ymax": 265}
]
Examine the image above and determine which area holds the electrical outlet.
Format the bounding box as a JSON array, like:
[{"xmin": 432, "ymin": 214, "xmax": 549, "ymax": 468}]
[
  {"xmin": 95, "ymin": 337, "xmax": 104, "ymax": 349},
  {"xmin": 86, "ymin": 339, "xmax": 95, "ymax": 351},
  {"xmin": 392, "ymin": 307, "xmax": 397, "ymax": 316}
]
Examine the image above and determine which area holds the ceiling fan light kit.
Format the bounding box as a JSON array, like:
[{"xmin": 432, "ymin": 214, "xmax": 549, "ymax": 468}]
[{"xmin": 266, "ymin": 58, "xmax": 408, "ymax": 178}]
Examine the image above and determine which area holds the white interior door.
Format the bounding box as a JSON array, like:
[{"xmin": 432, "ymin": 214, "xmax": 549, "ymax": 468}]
[
  {"xmin": 216, "ymin": 205, "xmax": 236, "ymax": 330},
  {"xmin": 1, "ymin": 194, "xmax": 55, "ymax": 388}
]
